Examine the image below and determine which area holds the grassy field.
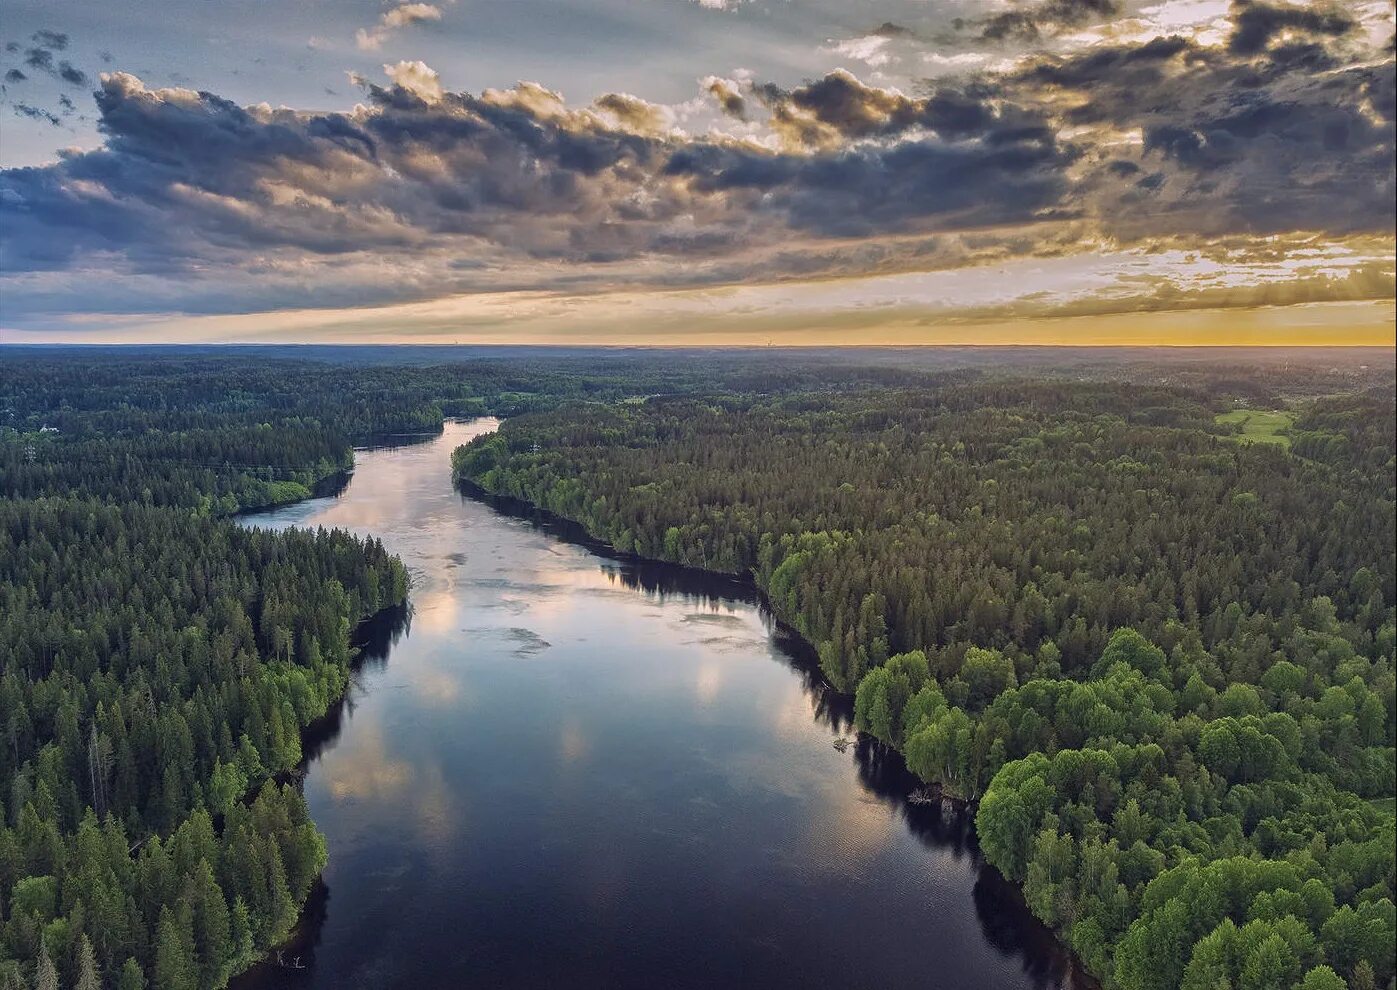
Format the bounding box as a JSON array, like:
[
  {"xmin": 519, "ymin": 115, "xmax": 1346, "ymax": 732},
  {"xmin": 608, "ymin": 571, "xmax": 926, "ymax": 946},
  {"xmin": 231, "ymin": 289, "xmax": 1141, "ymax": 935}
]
[
  {"xmin": 1215, "ymin": 409, "xmax": 1296, "ymax": 448},
  {"xmin": 1370, "ymin": 797, "xmax": 1397, "ymax": 815}
]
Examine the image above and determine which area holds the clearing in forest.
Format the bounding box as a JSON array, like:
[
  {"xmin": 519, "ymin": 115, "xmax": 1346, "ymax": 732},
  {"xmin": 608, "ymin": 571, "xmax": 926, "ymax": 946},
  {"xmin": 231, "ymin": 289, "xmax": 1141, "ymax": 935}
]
[{"xmin": 1215, "ymin": 408, "xmax": 1296, "ymax": 447}]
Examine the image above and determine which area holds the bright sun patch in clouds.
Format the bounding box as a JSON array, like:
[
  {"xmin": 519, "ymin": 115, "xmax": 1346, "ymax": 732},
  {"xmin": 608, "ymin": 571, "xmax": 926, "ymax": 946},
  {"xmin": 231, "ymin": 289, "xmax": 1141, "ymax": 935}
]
[{"xmin": 0, "ymin": 0, "xmax": 1392, "ymax": 344}]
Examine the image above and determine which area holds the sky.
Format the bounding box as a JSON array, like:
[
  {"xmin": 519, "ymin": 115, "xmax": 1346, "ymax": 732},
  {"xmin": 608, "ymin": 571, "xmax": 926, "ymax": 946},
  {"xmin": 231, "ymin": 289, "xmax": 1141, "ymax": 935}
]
[{"xmin": 0, "ymin": 0, "xmax": 1393, "ymax": 345}]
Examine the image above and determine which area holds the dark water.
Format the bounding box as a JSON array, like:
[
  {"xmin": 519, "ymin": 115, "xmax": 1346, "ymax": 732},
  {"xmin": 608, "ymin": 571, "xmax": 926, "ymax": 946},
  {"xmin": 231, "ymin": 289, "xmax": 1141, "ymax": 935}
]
[{"xmin": 234, "ymin": 419, "xmax": 1086, "ymax": 990}]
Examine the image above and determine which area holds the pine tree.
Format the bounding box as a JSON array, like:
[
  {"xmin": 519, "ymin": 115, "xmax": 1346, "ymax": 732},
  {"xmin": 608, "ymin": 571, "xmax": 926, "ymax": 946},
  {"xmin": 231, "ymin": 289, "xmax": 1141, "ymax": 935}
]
[
  {"xmin": 229, "ymin": 897, "xmax": 255, "ymax": 969},
  {"xmin": 117, "ymin": 958, "xmax": 147, "ymax": 990},
  {"xmin": 153, "ymin": 906, "xmax": 195, "ymax": 990},
  {"xmin": 191, "ymin": 860, "xmax": 232, "ymax": 985},
  {"xmin": 32, "ymin": 941, "xmax": 57, "ymax": 990},
  {"xmin": 75, "ymin": 935, "xmax": 101, "ymax": 990}
]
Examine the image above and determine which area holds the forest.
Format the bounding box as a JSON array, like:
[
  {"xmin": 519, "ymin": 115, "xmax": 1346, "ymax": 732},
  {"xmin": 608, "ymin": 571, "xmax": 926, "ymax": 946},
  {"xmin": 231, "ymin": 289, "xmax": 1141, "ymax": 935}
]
[
  {"xmin": 0, "ymin": 355, "xmax": 435, "ymax": 989},
  {"xmin": 455, "ymin": 375, "xmax": 1397, "ymax": 990},
  {"xmin": 0, "ymin": 347, "xmax": 842, "ymax": 989},
  {"xmin": 2, "ymin": 346, "xmax": 1393, "ymax": 989}
]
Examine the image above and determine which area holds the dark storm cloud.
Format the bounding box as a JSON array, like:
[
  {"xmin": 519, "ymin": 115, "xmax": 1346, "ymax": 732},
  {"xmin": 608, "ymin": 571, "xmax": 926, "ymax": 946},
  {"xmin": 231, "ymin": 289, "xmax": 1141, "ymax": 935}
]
[
  {"xmin": 666, "ymin": 135, "xmax": 1073, "ymax": 237},
  {"xmin": 981, "ymin": 0, "xmax": 1120, "ymax": 42},
  {"xmin": 0, "ymin": 67, "xmax": 1080, "ymax": 278},
  {"xmin": 1, "ymin": 73, "xmax": 666, "ymax": 273},
  {"xmin": 23, "ymin": 48, "xmax": 53, "ymax": 71},
  {"xmin": 1000, "ymin": 29, "xmax": 1395, "ymax": 237},
  {"xmin": 1227, "ymin": 0, "xmax": 1356, "ymax": 55},
  {"xmin": 755, "ymin": 70, "xmax": 1038, "ymax": 147},
  {"xmin": 5, "ymin": 68, "xmax": 26, "ymax": 83}
]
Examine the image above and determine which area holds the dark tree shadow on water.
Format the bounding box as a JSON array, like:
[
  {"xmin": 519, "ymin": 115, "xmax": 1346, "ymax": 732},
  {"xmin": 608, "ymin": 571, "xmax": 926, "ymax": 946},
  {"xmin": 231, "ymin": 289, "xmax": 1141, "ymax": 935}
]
[
  {"xmin": 231, "ymin": 879, "xmax": 330, "ymax": 988},
  {"xmin": 298, "ymin": 603, "xmax": 412, "ymax": 766},
  {"xmin": 850, "ymin": 738, "xmax": 1097, "ymax": 988},
  {"xmin": 230, "ymin": 607, "xmax": 412, "ymax": 989},
  {"xmin": 974, "ymin": 869, "xmax": 1097, "ymax": 989},
  {"xmin": 434, "ymin": 484, "xmax": 1100, "ymax": 989}
]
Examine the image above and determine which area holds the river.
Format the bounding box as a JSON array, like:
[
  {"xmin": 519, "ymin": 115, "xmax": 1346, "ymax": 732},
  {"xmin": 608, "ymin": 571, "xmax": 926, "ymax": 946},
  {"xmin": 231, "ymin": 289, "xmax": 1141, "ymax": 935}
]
[{"xmin": 233, "ymin": 418, "xmax": 1086, "ymax": 990}]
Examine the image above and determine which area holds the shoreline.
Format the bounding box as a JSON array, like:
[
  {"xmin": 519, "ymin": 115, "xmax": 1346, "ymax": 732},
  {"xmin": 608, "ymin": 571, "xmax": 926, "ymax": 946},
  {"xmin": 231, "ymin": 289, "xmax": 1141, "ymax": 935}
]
[
  {"xmin": 452, "ymin": 468, "xmax": 1101, "ymax": 989},
  {"xmin": 225, "ymin": 484, "xmax": 414, "ymax": 988},
  {"xmin": 239, "ymin": 421, "xmax": 1092, "ymax": 988}
]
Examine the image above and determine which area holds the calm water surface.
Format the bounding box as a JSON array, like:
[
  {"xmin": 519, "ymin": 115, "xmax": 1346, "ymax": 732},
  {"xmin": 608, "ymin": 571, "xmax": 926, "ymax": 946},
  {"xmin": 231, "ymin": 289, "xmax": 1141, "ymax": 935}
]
[{"xmin": 234, "ymin": 419, "xmax": 1085, "ymax": 990}]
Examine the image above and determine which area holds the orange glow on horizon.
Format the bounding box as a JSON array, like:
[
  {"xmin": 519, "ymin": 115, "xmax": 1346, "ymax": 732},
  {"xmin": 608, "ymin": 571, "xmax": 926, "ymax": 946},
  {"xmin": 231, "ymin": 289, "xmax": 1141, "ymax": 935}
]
[{"xmin": 2, "ymin": 297, "xmax": 1392, "ymax": 349}]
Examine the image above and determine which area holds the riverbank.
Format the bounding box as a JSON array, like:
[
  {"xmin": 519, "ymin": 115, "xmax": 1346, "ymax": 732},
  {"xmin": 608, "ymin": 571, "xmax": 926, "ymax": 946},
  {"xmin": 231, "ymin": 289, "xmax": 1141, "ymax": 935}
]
[
  {"xmin": 229, "ymin": 418, "xmax": 1086, "ymax": 989},
  {"xmin": 221, "ymin": 599, "xmax": 411, "ymax": 986},
  {"xmin": 452, "ymin": 471, "xmax": 1097, "ymax": 988},
  {"xmin": 224, "ymin": 509, "xmax": 413, "ymax": 987},
  {"xmin": 452, "ymin": 466, "xmax": 1106, "ymax": 971},
  {"xmin": 456, "ymin": 477, "xmax": 822, "ymax": 663}
]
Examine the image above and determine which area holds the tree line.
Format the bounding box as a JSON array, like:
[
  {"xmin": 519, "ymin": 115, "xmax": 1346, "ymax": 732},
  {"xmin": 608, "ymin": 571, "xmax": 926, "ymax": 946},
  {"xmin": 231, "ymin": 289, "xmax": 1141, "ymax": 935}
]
[
  {"xmin": 0, "ymin": 356, "xmax": 434, "ymax": 989},
  {"xmin": 0, "ymin": 499, "xmax": 406, "ymax": 989},
  {"xmin": 3, "ymin": 348, "xmax": 1392, "ymax": 987},
  {"xmin": 455, "ymin": 378, "xmax": 1396, "ymax": 989}
]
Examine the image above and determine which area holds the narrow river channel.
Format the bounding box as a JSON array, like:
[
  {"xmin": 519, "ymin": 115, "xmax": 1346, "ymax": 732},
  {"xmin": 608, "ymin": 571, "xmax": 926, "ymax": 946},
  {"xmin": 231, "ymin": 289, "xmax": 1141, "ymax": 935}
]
[{"xmin": 233, "ymin": 418, "xmax": 1085, "ymax": 990}]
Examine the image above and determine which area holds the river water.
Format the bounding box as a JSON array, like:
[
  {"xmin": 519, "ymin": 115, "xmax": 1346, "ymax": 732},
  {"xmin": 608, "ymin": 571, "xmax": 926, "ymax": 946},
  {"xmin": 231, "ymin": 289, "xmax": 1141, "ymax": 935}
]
[{"xmin": 234, "ymin": 418, "xmax": 1085, "ymax": 990}]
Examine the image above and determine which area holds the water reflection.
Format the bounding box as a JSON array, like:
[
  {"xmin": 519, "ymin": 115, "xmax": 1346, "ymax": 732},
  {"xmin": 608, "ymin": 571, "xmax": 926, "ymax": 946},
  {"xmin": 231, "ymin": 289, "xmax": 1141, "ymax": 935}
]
[
  {"xmin": 234, "ymin": 420, "xmax": 1089, "ymax": 990},
  {"xmin": 298, "ymin": 605, "xmax": 410, "ymax": 767},
  {"xmin": 483, "ymin": 483, "xmax": 857, "ymax": 738}
]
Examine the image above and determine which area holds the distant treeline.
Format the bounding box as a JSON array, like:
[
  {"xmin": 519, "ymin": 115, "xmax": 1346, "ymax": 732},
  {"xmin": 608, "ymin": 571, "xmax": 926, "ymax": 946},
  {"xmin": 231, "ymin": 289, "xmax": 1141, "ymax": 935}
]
[{"xmin": 455, "ymin": 377, "xmax": 1397, "ymax": 990}]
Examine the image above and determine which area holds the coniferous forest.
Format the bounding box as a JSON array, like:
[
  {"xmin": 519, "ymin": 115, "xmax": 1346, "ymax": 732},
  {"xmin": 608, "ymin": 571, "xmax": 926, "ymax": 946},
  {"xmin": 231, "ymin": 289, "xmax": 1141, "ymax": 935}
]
[
  {"xmin": 0, "ymin": 357, "xmax": 430, "ymax": 989},
  {"xmin": 455, "ymin": 369, "xmax": 1397, "ymax": 990},
  {"xmin": 0, "ymin": 348, "xmax": 782, "ymax": 989},
  {"xmin": 2, "ymin": 347, "xmax": 1395, "ymax": 989}
]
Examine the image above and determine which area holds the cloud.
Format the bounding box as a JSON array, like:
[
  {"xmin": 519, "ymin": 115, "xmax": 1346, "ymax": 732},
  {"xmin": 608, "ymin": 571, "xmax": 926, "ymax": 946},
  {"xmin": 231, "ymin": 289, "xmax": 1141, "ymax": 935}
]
[
  {"xmin": 826, "ymin": 35, "xmax": 896, "ymax": 68},
  {"xmin": 14, "ymin": 35, "xmax": 89, "ymax": 87},
  {"xmin": 981, "ymin": 0, "xmax": 1121, "ymax": 41},
  {"xmin": 1227, "ymin": 0, "xmax": 1356, "ymax": 54},
  {"xmin": 30, "ymin": 30, "xmax": 68, "ymax": 51},
  {"xmin": 13, "ymin": 103, "xmax": 60, "ymax": 126},
  {"xmin": 753, "ymin": 69, "xmax": 1037, "ymax": 149},
  {"xmin": 593, "ymin": 92, "xmax": 671, "ymax": 133},
  {"xmin": 4, "ymin": 68, "xmax": 26, "ymax": 83},
  {"xmin": 23, "ymin": 48, "xmax": 53, "ymax": 72},
  {"xmin": 57, "ymin": 61, "xmax": 89, "ymax": 87},
  {"xmin": 1004, "ymin": 32, "xmax": 1395, "ymax": 238},
  {"xmin": 0, "ymin": 64, "xmax": 1074, "ymax": 317},
  {"xmin": 383, "ymin": 59, "xmax": 443, "ymax": 102},
  {"xmin": 0, "ymin": 0, "xmax": 1391, "ymax": 329},
  {"xmin": 702, "ymin": 76, "xmax": 748, "ymax": 120},
  {"xmin": 355, "ymin": 2, "xmax": 443, "ymax": 51},
  {"xmin": 872, "ymin": 22, "xmax": 915, "ymax": 39},
  {"xmin": 932, "ymin": 257, "xmax": 1397, "ymax": 324}
]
